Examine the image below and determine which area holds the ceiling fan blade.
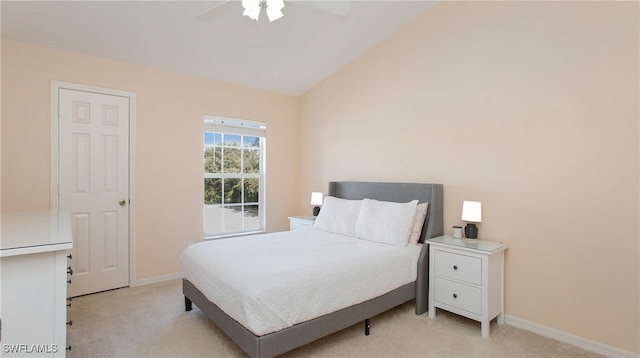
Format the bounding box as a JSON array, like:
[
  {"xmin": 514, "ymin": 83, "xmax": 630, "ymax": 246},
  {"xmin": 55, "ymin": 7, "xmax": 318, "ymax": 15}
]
[
  {"xmin": 196, "ymin": 0, "xmax": 238, "ymax": 21},
  {"xmin": 289, "ymin": 1, "xmax": 351, "ymax": 18}
]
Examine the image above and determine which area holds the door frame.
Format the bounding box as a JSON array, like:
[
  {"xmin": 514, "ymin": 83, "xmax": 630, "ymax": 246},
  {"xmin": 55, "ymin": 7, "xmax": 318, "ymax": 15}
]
[{"xmin": 51, "ymin": 80, "xmax": 137, "ymax": 288}]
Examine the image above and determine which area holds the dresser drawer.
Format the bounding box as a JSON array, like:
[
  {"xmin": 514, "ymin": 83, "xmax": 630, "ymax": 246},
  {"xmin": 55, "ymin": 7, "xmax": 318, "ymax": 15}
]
[
  {"xmin": 433, "ymin": 249, "xmax": 482, "ymax": 285},
  {"xmin": 433, "ymin": 277, "xmax": 482, "ymax": 315}
]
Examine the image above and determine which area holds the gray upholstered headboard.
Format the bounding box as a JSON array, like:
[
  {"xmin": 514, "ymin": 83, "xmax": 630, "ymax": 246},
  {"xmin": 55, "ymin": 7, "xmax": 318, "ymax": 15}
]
[{"xmin": 328, "ymin": 181, "xmax": 444, "ymax": 243}]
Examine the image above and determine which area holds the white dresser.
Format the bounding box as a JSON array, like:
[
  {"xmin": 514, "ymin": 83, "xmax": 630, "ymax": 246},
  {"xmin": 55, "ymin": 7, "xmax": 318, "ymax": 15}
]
[
  {"xmin": 427, "ymin": 235, "xmax": 508, "ymax": 338},
  {"xmin": 1, "ymin": 211, "xmax": 73, "ymax": 357}
]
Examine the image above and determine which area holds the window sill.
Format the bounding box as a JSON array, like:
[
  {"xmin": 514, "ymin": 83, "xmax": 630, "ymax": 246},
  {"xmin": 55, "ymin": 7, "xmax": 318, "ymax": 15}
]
[{"xmin": 204, "ymin": 230, "xmax": 266, "ymax": 240}]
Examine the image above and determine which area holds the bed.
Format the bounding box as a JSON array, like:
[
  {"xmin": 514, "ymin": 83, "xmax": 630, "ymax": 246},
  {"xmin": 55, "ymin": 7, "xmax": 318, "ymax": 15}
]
[{"xmin": 181, "ymin": 181, "xmax": 444, "ymax": 357}]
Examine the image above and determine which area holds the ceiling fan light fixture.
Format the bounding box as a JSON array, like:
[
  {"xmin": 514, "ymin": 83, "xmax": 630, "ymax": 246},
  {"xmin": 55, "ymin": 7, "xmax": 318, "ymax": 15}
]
[
  {"xmin": 242, "ymin": 0, "xmax": 261, "ymax": 21},
  {"xmin": 242, "ymin": 0, "xmax": 285, "ymax": 22},
  {"xmin": 266, "ymin": 0, "xmax": 285, "ymax": 22}
]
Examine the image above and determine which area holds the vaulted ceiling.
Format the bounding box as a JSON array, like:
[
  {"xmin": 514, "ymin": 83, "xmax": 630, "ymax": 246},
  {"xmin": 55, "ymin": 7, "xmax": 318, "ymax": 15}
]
[{"xmin": 1, "ymin": 1, "xmax": 437, "ymax": 96}]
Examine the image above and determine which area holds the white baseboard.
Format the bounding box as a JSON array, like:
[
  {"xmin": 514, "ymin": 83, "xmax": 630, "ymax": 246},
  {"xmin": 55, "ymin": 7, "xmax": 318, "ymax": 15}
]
[
  {"xmin": 132, "ymin": 272, "xmax": 185, "ymax": 287},
  {"xmin": 505, "ymin": 315, "xmax": 638, "ymax": 358}
]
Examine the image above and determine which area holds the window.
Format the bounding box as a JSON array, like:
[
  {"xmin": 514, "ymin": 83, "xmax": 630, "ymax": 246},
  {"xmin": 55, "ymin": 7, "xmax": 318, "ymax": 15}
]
[{"xmin": 204, "ymin": 116, "xmax": 266, "ymax": 237}]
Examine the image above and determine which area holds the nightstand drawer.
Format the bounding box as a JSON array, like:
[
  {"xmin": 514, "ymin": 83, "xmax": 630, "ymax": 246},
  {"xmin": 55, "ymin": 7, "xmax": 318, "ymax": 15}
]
[
  {"xmin": 288, "ymin": 216, "xmax": 315, "ymax": 231},
  {"xmin": 290, "ymin": 221, "xmax": 312, "ymax": 230},
  {"xmin": 433, "ymin": 277, "xmax": 482, "ymax": 315},
  {"xmin": 433, "ymin": 249, "xmax": 482, "ymax": 285}
]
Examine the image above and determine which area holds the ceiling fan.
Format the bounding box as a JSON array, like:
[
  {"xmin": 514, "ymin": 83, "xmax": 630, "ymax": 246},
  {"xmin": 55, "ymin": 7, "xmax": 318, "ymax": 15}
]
[{"xmin": 196, "ymin": 0, "xmax": 351, "ymax": 23}]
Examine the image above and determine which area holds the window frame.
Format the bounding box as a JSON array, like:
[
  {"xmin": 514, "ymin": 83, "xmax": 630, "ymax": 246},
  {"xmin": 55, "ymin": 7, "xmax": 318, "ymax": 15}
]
[{"xmin": 203, "ymin": 116, "xmax": 266, "ymax": 239}]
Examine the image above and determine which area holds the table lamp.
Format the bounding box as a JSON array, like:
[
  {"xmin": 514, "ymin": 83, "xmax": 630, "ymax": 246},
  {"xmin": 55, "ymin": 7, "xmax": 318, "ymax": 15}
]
[
  {"xmin": 311, "ymin": 192, "xmax": 323, "ymax": 216},
  {"xmin": 461, "ymin": 201, "xmax": 482, "ymax": 240}
]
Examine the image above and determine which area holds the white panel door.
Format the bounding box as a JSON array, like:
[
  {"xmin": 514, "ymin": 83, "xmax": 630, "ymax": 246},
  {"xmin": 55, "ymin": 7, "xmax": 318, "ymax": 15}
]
[{"xmin": 58, "ymin": 88, "xmax": 130, "ymax": 297}]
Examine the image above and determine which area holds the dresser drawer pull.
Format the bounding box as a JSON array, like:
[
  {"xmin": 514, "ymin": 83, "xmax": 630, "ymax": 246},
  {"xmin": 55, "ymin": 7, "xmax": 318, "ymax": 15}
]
[
  {"xmin": 66, "ymin": 320, "xmax": 73, "ymax": 326},
  {"xmin": 453, "ymin": 293, "xmax": 458, "ymax": 299},
  {"xmin": 67, "ymin": 279, "xmax": 72, "ymax": 284},
  {"xmin": 67, "ymin": 254, "xmax": 73, "ymax": 260},
  {"xmin": 66, "ymin": 346, "xmax": 72, "ymax": 351},
  {"xmin": 67, "ymin": 267, "xmax": 73, "ymax": 275},
  {"xmin": 453, "ymin": 265, "xmax": 458, "ymax": 270}
]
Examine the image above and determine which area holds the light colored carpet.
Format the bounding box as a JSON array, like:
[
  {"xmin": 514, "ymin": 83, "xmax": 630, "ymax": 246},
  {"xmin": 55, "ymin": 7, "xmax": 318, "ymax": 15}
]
[{"xmin": 67, "ymin": 279, "xmax": 603, "ymax": 357}]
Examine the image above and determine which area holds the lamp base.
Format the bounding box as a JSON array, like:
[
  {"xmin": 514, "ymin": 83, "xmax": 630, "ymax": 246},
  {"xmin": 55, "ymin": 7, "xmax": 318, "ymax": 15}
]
[
  {"xmin": 313, "ymin": 206, "xmax": 320, "ymax": 216},
  {"xmin": 464, "ymin": 223, "xmax": 478, "ymax": 240}
]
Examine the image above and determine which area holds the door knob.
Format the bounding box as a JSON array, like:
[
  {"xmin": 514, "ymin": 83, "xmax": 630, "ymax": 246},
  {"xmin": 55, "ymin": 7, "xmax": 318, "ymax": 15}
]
[{"xmin": 119, "ymin": 199, "xmax": 127, "ymax": 206}]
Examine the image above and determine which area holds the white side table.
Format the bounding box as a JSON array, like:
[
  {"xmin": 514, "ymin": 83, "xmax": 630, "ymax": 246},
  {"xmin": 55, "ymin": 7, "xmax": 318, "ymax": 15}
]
[
  {"xmin": 288, "ymin": 216, "xmax": 316, "ymax": 231},
  {"xmin": 426, "ymin": 235, "xmax": 508, "ymax": 338}
]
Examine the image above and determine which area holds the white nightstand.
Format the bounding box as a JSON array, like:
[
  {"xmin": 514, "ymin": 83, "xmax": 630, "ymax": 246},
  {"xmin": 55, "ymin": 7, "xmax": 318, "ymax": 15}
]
[
  {"xmin": 288, "ymin": 216, "xmax": 316, "ymax": 231},
  {"xmin": 426, "ymin": 235, "xmax": 508, "ymax": 338}
]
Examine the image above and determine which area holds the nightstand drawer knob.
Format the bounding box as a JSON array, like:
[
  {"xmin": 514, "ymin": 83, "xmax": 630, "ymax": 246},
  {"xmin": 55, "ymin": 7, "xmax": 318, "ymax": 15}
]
[
  {"xmin": 453, "ymin": 293, "xmax": 458, "ymax": 299},
  {"xmin": 453, "ymin": 265, "xmax": 458, "ymax": 270}
]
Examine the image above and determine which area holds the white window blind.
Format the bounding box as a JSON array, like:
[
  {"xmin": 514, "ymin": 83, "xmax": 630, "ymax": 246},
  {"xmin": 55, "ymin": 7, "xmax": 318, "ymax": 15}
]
[{"xmin": 204, "ymin": 116, "xmax": 266, "ymax": 137}]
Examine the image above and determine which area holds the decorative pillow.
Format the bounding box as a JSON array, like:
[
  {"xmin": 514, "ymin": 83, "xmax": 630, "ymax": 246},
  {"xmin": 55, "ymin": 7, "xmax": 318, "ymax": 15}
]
[
  {"xmin": 408, "ymin": 203, "xmax": 429, "ymax": 245},
  {"xmin": 355, "ymin": 199, "xmax": 418, "ymax": 247},
  {"xmin": 313, "ymin": 196, "xmax": 362, "ymax": 237}
]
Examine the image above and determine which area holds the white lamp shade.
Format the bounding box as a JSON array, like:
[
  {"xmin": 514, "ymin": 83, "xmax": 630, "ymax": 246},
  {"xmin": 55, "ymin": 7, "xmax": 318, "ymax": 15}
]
[
  {"xmin": 310, "ymin": 192, "xmax": 323, "ymax": 206},
  {"xmin": 461, "ymin": 201, "xmax": 482, "ymax": 222},
  {"xmin": 266, "ymin": 0, "xmax": 284, "ymax": 22},
  {"xmin": 242, "ymin": 0, "xmax": 261, "ymax": 21}
]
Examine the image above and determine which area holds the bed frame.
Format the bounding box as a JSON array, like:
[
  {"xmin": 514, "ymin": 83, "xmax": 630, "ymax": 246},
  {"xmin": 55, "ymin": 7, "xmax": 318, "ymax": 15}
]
[{"xmin": 183, "ymin": 181, "xmax": 444, "ymax": 357}]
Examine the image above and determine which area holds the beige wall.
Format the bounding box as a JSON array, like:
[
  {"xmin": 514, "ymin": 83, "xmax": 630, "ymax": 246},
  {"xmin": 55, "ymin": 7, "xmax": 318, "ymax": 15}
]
[
  {"xmin": 1, "ymin": 40, "xmax": 299, "ymax": 280},
  {"xmin": 299, "ymin": 1, "xmax": 638, "ymax": 354},
  {"xmin": 2, "ymin": 1, "xmax": 638, "ymax": 354}
]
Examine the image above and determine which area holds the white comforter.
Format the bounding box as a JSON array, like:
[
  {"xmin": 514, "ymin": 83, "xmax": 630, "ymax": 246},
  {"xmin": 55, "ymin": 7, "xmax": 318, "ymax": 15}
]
[{"xmin": 180, "ymin": 228, "xmax": 422, "ymax": 336}]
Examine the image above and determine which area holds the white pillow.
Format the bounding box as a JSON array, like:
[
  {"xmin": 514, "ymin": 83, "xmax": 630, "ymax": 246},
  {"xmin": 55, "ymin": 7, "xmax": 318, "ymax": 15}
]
[
  {"xmin": 355, "ymin": 199, "xmax": 418, "ymax": 247},
  {"xmin": 408, "ymin": 202, "xmax": 429, "ymax": 245},
  {"xmin": 313, "ymin": 196, "xmax": 362, "ymax": 237}
]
